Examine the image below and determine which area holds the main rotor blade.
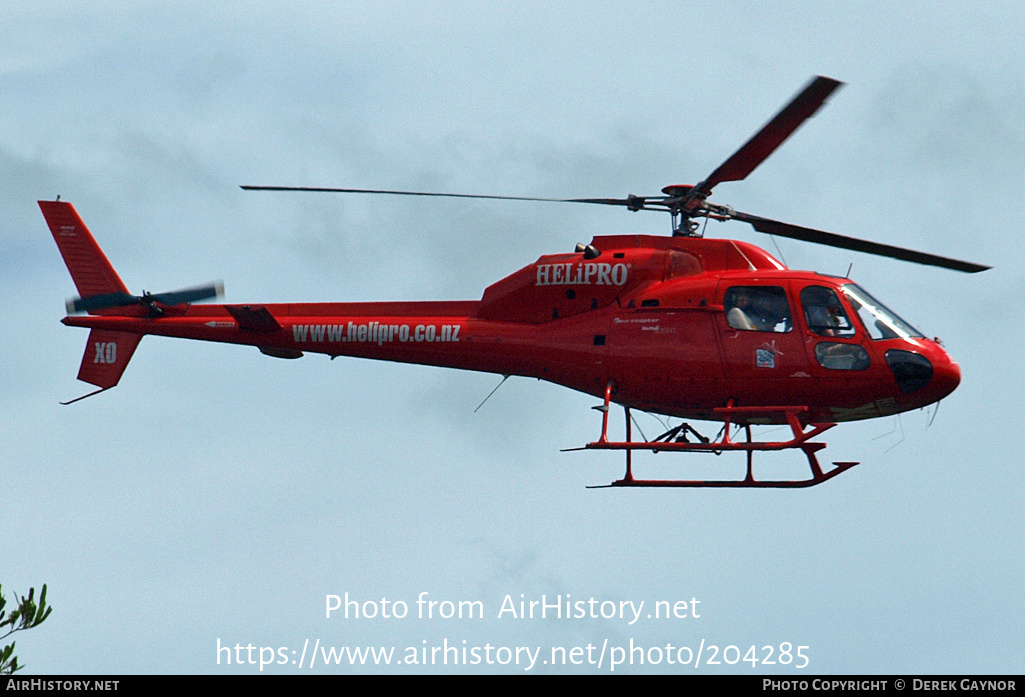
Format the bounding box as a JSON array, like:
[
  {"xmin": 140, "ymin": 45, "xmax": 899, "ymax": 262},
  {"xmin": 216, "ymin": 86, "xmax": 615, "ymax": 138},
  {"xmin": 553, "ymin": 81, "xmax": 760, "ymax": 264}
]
[
  {"xmin": 733, "ymin": 211, "xmax": 991, "ymax": 273},
  {"xmin": 693, "ymin": 76, "xmax": 843, "ymax": 199},
  {"xmin": 149, "ymin": 281, "xmax": 224, "ymax": 306},
  {"xmin": 241, "ymin": 185, "xmax": 645, "ymax": 208}
]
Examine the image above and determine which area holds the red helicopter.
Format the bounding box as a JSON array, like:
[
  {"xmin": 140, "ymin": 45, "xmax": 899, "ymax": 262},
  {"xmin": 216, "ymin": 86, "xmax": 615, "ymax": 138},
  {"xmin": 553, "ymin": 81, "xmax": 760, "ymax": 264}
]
[{"xmin": 44, "ymin": 76, "xmax": 988, "ymax": 488}]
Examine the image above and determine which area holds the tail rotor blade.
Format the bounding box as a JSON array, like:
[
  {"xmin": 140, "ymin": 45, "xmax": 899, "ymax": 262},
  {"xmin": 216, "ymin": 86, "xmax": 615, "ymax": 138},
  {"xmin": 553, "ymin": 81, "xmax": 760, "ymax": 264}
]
[
  {"xmin": 149, "ymin": 281, "xmax": 224, "ymax": 306},
  {"xmin": 67, "ymin": 281, "xmax": 224, "ymax": 315},
  {"xmin": 67, "ymin": 291, "xmax": 139, "ymax": 314}
]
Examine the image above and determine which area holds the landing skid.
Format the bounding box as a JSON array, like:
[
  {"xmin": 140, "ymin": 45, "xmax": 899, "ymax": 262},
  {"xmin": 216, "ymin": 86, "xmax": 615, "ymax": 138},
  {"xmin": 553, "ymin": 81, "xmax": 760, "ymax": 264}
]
[{"xmin": 576, "ymin": 384, "xmax": 859, "ymax": 488}]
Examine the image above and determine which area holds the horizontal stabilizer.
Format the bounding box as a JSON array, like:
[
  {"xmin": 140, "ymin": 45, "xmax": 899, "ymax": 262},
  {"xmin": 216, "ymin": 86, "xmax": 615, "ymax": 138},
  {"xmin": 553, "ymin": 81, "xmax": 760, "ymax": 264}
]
[{"xmin": 225, "ymin": 305, "xmax": 282, "ymax": 332}]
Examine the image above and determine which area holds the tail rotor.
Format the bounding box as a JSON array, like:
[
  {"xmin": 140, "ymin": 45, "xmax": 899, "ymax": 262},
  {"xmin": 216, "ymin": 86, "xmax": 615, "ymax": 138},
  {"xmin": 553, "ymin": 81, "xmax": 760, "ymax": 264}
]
[{"xmin": 66, "ymin": 281, "xmax": 224, "ymax": 316}]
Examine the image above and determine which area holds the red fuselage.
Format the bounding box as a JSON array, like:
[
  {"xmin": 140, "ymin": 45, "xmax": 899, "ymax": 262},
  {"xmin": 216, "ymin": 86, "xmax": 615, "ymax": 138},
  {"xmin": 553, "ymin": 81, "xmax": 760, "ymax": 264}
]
[{"xmin": 64, "ymin": 233, "xmax": 960, "ymax": 424}]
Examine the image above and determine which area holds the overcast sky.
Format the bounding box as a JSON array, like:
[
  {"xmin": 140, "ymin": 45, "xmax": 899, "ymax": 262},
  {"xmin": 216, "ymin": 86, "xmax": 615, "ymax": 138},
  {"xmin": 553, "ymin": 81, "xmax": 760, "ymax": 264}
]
[{"xmin": 3, "ymin": 1, "xmax": 1023, "ymax": 674}]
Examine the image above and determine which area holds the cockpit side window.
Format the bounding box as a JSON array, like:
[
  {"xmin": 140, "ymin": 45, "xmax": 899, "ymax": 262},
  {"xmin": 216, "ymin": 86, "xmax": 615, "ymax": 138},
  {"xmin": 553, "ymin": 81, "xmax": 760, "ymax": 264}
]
[
  {"xmin": 724, "ymin": 286, "xmax": 792, "ymax": 332},
  {"xmin": 800, "ymin": 286, "xmax": 856, "ymax": 338}
]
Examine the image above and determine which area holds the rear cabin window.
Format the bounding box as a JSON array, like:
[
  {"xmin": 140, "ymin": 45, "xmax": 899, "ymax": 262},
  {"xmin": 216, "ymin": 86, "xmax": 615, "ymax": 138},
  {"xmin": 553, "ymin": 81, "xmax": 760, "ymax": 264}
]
[{"xmin": 724, "ymin": 286, "xmax": 792, "ymax": 332}]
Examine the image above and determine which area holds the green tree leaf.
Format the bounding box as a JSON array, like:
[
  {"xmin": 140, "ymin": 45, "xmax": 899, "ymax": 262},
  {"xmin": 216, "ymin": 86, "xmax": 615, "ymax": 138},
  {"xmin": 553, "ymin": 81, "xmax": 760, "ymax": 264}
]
[{"xmin": 0, "ymin": 584, "xmax": 53, "ymax": 675}]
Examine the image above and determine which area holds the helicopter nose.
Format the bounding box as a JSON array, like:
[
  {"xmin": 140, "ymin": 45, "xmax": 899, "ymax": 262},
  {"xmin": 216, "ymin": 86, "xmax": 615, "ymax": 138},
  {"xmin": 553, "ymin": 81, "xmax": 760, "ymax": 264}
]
[
  {"xmin": 884, "ymin": 344, "xmax": 960, "ymax": 402},
  {"xmin": 930, "ymin": 351, "xmax": 961, "ymax": 400}
]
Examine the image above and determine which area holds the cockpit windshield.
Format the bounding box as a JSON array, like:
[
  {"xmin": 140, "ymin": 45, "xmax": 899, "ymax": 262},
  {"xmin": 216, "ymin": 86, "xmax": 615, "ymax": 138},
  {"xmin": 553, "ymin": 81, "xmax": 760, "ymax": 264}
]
[{"xmin": 841, "ymin": 284, "xmax": 924, "ymax": 340}]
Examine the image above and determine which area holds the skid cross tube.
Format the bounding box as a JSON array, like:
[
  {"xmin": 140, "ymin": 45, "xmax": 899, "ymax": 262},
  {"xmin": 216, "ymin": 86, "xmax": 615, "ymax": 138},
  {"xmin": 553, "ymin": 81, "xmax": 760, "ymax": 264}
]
[{"xmin": 585, "ymin": 384, "xmax": 859, "ymax": 488}]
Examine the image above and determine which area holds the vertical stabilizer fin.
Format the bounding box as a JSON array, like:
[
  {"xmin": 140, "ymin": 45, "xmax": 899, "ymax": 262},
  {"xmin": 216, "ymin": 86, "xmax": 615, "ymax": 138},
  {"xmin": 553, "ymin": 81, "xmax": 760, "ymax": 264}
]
[
  {"xmin": 39, "ymin": 200, "xmax": 129, "ymax": 299},
  {"xmin": 62, "ymin": 329, "xmax": 143, "ymax": 404}
]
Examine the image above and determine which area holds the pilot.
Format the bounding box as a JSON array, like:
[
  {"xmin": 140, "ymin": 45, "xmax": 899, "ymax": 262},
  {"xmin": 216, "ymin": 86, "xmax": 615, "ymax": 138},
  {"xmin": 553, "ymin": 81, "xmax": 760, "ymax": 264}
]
[{"xmin": 802, "ymin": 287, "xmax": 849, "ymax": 336}]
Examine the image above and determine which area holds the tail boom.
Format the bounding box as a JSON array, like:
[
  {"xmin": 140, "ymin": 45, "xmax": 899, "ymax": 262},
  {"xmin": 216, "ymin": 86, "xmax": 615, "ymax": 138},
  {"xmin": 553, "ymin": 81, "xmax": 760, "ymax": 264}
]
[{"xmin": 60, "ymin": 303, "xmax": 540, "ymax": 377}]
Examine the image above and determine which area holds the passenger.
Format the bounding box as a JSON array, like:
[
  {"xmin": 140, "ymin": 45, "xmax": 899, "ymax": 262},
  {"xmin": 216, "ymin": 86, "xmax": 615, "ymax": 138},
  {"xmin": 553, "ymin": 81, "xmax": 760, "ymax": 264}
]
[
  {"xmin": 726, "ymin": 289, "xmax": 759, "ymax": 330},
  {"xmin": 727, "ymin": 287, "xmax": 791, "ymax": 332}
]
